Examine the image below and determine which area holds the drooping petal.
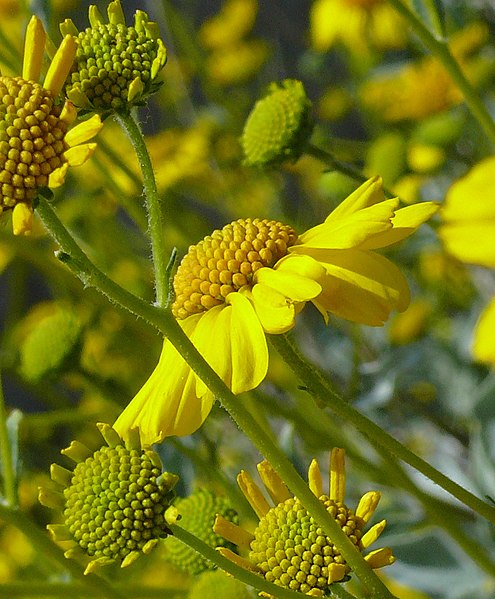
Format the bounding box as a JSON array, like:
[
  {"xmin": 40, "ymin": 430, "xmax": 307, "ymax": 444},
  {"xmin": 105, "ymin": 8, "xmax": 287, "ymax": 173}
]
[
  {"xmin": 324, "ymin": 176, "xmax": 387, "ymax": 220},
  {"xmin": 439, "ymin": 223, "xmax": 495, "ymax": 267},
  {"xmin": 44, "ymin": 35, "xmax": 77, "ymax": 96},
  {"xmin": 295, "ymin": 198, "xmax": 399, "ymax": 250},
  {"xmin": 248, "ymin": 284, "xmax": 297, "ymax": 334},
  {"xmin": 312, "ymin": 249, "xmax": 411, "ymax": 325},
  {"xmin": 193, "ymin": 294, "xmax": 269, "ymax": 397},
  {"xmin": 113, "ymin": 315, "xmax": 214, "ymax": 444},
  {"xmin": 359, "ymin": 202, "xmax": 440, "ymax": 250},
  {"xmin": 23, "ymin": 16, "xmax": 46, "ymax": 82},
  {"xmin": 472, "ymin": 297, "xmax": 495, "ymax": 365}
]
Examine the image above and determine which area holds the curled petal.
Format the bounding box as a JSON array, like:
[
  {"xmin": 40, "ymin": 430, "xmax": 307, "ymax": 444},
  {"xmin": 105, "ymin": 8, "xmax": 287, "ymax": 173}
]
[
  {"xmin": 255, "ymin": 265, "xmax": 322, "ymax": 301},
  {"xmin": 248, "ymin": 284, "xmax": 297, "ymax": 334}
]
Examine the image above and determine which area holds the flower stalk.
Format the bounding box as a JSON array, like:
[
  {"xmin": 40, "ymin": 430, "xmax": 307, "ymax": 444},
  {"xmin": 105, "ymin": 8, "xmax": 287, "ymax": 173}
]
[{"xmin": 0, "ymin": 374, "xmax": 17, "ymax": 507}]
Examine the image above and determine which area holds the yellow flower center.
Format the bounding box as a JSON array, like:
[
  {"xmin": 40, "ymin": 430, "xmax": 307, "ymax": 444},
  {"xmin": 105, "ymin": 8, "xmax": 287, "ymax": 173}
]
[
  {"xmin": 0, "ymin": 77, "xmax": 69, "ymax": 212},
  {"xmin": 172, "ymin": 218, "xmax": 298, "ymax": 319},
  {"xmin": 250, "ymin": 496, "xmax": 363, "ymax": 593}
]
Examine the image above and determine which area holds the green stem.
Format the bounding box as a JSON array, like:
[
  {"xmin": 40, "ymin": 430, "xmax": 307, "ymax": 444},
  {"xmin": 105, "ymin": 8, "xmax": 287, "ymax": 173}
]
[
  {"xmin": 421, "ymin": 0, "xmax": 446, "ymax": 38},
  {"xmin": 114, "ymin": 110, "xmax": 169, "ymax": 307},
  {"xmin": 306, "ymin": 144, "xmax": 369, "ymax": 186},
  {"xmin": 0, "ymin": 505, "xmax": 126, "ymax": 599},
  {"xmin": 270, "ymin": 333, "xmax": 495, "ymax": 525},
  {"xmin": 385, "ymin": 0, "xmax": 495, "ymax": 147},
  {"xmin": 35, "ymin": 199, "xmax": 394, "ymax": 598},
  {"xmin": 0, "ymin": 373, "xmax": 17, "ymax": 507}
]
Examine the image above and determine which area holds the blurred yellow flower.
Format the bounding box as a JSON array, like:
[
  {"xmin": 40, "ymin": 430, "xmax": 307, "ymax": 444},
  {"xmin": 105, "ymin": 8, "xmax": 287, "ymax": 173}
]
[
  {"xmin": 114, "ymin": 177, "xmax": 438, "ymax": 443},
  {"xmin": 0, "ymin": 16, "xmax": 102, "ymax": 235},
  {"xmin": 439, "ymin": 156, "xmax": 495, "ymax": 365},
  {"xmin": 361, "ymin": 23, "xmax": 490, "ymax": 121},
  {"xmin": 310, "ymin": 0, "xmax": 407, "ymax": 54},
  {"xmin": 200, "ymin": 0, "xmax": 259, "ymax": 49}
]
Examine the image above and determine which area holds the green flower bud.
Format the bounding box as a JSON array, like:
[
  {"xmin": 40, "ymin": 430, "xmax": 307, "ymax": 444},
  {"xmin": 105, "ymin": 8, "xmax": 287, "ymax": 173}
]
[
  {"xmin": 241, "ymin": 79, "xmax": 314, "ymax": 167},
  {"xmin": 165, "ymin": 488, "xmax": 239, "ymax": 575},
  {"xmin": 20, "ymin": 308, "xmax": 82, "ymax": 383},
  {"xmin": 61, "ymin": 0, "xmax": 167, "ymax": 113},
  {"xmin": 39, "ymin": 423, "xmax": 179, "ymax": 574}
]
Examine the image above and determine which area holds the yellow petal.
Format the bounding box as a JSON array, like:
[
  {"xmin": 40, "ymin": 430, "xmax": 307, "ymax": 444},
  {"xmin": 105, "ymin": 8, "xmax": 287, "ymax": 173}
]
[
  {"xmin": 237, "ymin": 470, "xmax": 271, "ymax": 518},
  {"xmin": 89, "ymin": 5, "xmax": 105, "ymax": 28},
  {"xmin": 325, "ymin": 176, "xmax": 387, "ymax": 220},
  {"xmin": 64, "ymin": 114, "xmax": 103, "ymax": 146},
  {"xmin": 296, "ymin": 198, "xmax": 399, "ymax": 250},
  {"xmin": 64, "ymin": 143, "xmax": 97, "ymax": 167},
  {"xmin": 12, "ymin": 203, "xmax": 33, "ymax": 235},
  {"xmin": 439, "ymin": 222, "xmax": 495, "ymax": 267},
  {"xmin": 257, "ymin": 461, "xmax": 291, "ymax": 505},
  {"xmin": 312, "ymin": 249, "xmax": 411, "ymax": 325},
  {"xmin": 308, "ymin": 459, "xmax": 323, "ymax": 497},
  {"xmin": 329, "ymin": 447, "xmax": 346, "ymax": 503},
  {"xmin": 44, "ymin": 35, "xmax": 77, "ymax": 96},
  {"xmin": 249, "ymin": 284, "xmax": 297, "ymax": 334},
  {"xmin": 113, "ymin": 315, "xmax": 214, "ymax": 443},
  {"xmin": 48, "ymin": 163, "xmax": 69, "ymax": 188},
  {"xmin": 59, "ymin": 18, "xmax": 79, "ymax": 37},
  {"xmin": 213, "ymin": 515, "xmax": 254, "ymax": 549},
  {"xmin": 59, "ymin": 101, "xmax": 78, "ymax": 125},
  {"xmin": 355, "ymin": 491, "xmax": 381, "ymax": 524},
  {"xmin": 361, "ymin": 519, "xmax": 387, "ymax": 549},
  {"xmin": 127, "ymin": 76, "xmax": 145, "ymax": 103},
  {"xmin": 442, "ymin": 156, "xmax": 495, "ymax": 222},
  {"xmin": 255, "ymin": 266, "xmax": 322, "ymax": 301},
  {"xmin": 364, "ymin": 547, "xmax": 395, "ymax": 569},
  {"xmin": 360, "ymin": 201, "xmax": 440, "ymax": 249},
  {"xmin": 472, "ymin": 297, "xmax": 495, "ymax": 365},
  {"xmin": 23, "ymin": 16, "xmax": 46, "ymax": 82},
  {"xmin": 108, "ymin": 0, "xmax": 126, "ymax": 25},
  {"xmin": 193, "ymin": 294, "xmax": 269, "ymax": 397}
]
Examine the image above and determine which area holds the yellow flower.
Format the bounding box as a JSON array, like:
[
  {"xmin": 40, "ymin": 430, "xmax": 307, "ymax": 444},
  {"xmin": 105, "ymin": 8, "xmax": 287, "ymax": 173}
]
[
  {"xmin": 214, "ymin": 448, "xmax": 394, "ymax": 595},
  {"xmin": 310, "ymin": 0, "xmax": 407, "ymax": 55},
  {"xmin": 438, "ymin": 156, "xmax": 495, "ymax": 365},
  {"xmin": 0, "ymin": 16, "xmax": 102, "ymax": 235},
  {"xmin": 361, "ymin": 22, "xmax": 489, "ymax": 122},
  {"xmin": 114, "ymin": 177, "xmax": 438, "ymax": 444}
]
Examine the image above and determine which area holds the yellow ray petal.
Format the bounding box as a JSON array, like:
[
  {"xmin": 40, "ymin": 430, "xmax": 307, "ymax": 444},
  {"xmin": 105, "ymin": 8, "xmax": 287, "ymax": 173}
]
[
  {"xmin": 217, "ymin": 547, "xmax": 261, "ymax": 573},
  {"xmin": 360, "ymin": 202, "xmax": 440, "ymax": 250},
  {"xmin": 296, "ymin": 198, "xmax": 398, "ymax": 250},
  {"xmin": 64, "ymin": 143, "xmax": 97, "ymax": 167},
  {"xmin": 64, "ymin": 114, "xmax": 103, "ymax": 146},
  {"xmin": 237, "ymin": 470, "xmax": 271, "ymax": 519},
  {"xmin": 361, "ymin": 519, "xmax": 387, "ymax": 549},
  {"xmin": 193, "ymin": 294, "xmax": 268, "ymax": 397},
  {"xmin": 327, "ymin": 562, "xmax": 348, "ymax": 583},
  {"xmin": 257, "ymin": 461, "xmax": 291, "ymax": 505},
  {"xmin": 325, "ymin": 176, "xmax": 387, "ymax": 220},
  {"xmin": 12, "ymin": 203, "xmax": 33, "ymax": 236},
  {"xmin": 59, "ymin": 101, "xmax": 78, "ymax": 125},
  {"xmin": 113, "ymin": 315, "xmax": 215, "ymax": 443},
  {"xmin": 329, "ymin": 447, "xmax": 346, "ymax": 503},
  {"xmin": 248, "ymin": 284, "xmax": 296, "ymax": 334},
  {"xmin": 308, "ymin": 459, "xmax": 323, "ymax": 497},
  {"xmin": 48, "ymin": 163, "xmax": 69, "ymax": 188},
  {"xmin": 364, "ymin": 547, "xmax": 395, "ymax": 569},
  {"xmin": 355, "ymin": 491, "xmax": 381, "ymax": 524},
  {"xmin": 213, "ymin": 515, "xmax": 254, "ymax": 549},
  {"xmin": 108, "ymin": 0, "xmax": 126, "ymax": 25},
  {"xmin": 44, "ymin": 35, "xmax": 77, "ymax": 96},
  {"xmin": 312, "ymin": 249, "xmax": 410, "ymax": 325},
  {"xmin": 256, "ymin": 265, "xmax": 322, "ymax": 301},
  {"xmin": 439, "ymin": 222, "xmax": 495, "ymax": 267},
  {"xmin": 23, "ymin": 16, "xmax": 46, "ymax": 82}
]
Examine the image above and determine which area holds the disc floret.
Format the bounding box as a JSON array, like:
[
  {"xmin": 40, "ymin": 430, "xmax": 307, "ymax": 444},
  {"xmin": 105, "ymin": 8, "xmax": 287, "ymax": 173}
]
[
  {"xmin": 61, "ymin": 0, "xmax": 167, "ymax": 113},
  {"xmin": 39, "ymin": 423, "xmax": 179, "ymax": 574},
  {"xmin": 172, "ymin": 217, "xmax": 299, "ymax": 319},
  {"xmin": 214, "ymin": 448, "xmax": 395, "ymax": 596},
  {"xmin": 165, "ymin": 488, "xmax": 240, "ymax": 574}
]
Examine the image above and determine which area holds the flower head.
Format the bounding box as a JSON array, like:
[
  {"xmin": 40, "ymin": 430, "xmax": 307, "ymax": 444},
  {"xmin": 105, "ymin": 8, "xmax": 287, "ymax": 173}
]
[
  {"xmin": 0, "ymin": 16, "xmax": 102, "ymax": 235},
  {"xmin": 60, "ymin": 0, "xmax": 167, "ymax": 113},
  {"xmin": 38, "ymin": 423, "xmax": 179, "ymax": 574},
  {"xmin": 114, "ymin": 177, "xmax": 438, "ymax": 443},
  {"xmin": 214, "ymin": 448, "xmax": 394, "ymax": 596},
  {"xmin": 241, "ymin": 80, "xmax": 314, "ymax": 167},
  {"xmin": 165, "ymin": 488, "xmax": 239, "ymax": 574}
]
